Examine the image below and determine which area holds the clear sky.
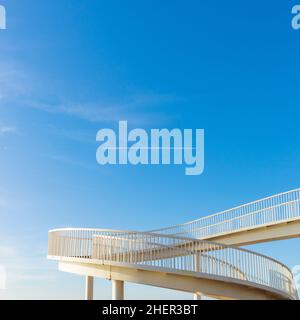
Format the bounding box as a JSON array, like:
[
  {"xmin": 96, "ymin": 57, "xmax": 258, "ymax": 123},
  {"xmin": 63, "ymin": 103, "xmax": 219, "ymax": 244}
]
[{"xmin": 0, "ymin": 0, "xmax": 300, "ymax": 299}]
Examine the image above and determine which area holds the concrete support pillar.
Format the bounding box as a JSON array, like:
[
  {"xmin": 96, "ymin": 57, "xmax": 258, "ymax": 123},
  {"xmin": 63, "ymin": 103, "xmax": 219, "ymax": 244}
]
[
  {"xmin": 85, "ymin": 276, "xmax": 94, "ymax": 300},
  {"xmin": 194, "ymin": 293, "xmax": 202, "ymax": 300},
  {"xmin": 112, "ymin": 280, "xmax": 124, "ymax": 300}
]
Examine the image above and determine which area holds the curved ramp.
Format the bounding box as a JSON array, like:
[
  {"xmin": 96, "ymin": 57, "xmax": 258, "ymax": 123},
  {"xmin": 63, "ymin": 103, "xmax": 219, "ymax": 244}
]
[
  {"xmin": 48, "ymin": 228, "xmax": 298, "ymax": 300},
  {"xmin": 151, "ymin": 189, "xmax": 300, "ymax": 245}
]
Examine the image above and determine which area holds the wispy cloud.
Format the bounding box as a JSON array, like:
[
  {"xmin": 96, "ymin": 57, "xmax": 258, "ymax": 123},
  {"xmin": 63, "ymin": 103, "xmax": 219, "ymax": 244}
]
[
  {"xmin": 44, "ymin": 153, "xmax": 96, "ymax": 170},
  {"xmin": 47, "ymin": 125, "xmax": 94, "ymax": 144},
  {"xmin": 0, "ymin": 62, "xmax": 180, "ymax": 126},
  {"xmin": 0, "ymin": 241, "xmax": 56, "ymax": 286},
  {"xmin": 0, "ymin": 126, "xmax": 16, "ymax": 134},
  {"xmin": 0, "ymin": 245, "xmax": 18, "ymax": 258},
  {"xmin": 25, "ymin": 92, "xmax": 178, "ymax": 125},
  {"xmin": 0, "ymin": 196, "xmax": 10, "ymax": 209},
  {"xmin": 0, "ymin": 62, "xmax": 32, "ymax": 101}
]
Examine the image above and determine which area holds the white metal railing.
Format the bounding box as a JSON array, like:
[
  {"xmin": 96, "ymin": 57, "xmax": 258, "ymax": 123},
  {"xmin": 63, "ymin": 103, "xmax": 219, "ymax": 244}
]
[
  {"xmin": 150, "ymin": 189, "xmax": 300, "ymax": 239},
  {"xmin": 48, "ymin": 228, "xmax": 298, "ymax": 299}
]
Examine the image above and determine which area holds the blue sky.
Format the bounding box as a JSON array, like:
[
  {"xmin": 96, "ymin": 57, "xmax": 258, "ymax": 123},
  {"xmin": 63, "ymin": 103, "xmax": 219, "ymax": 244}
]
[{"xmin": 0, "ymin": 0, "xmax": 300, "ymax": 299}]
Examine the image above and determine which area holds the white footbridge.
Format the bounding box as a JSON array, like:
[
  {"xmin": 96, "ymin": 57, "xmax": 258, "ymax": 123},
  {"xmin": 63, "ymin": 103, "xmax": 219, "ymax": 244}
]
[{"xmin": 48, "ymin": 189, "xmax": 300, "ymax": 300}]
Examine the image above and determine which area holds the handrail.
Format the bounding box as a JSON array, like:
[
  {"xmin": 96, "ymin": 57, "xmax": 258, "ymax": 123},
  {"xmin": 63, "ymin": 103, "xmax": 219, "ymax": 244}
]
[
  {"xmin": 172, "ymin": 188, "xmax": 300, "ymax": 224},
  {"xmin": 150, "ymin": 189, "xmax": 300, "ymax": 239},
  {"xmin": 48, "ymin": 228, "xmax": 298, "ymax": 300},
  {"xmin": 47, "ymin": 227, "xmax": 292, "ymax": 270}
]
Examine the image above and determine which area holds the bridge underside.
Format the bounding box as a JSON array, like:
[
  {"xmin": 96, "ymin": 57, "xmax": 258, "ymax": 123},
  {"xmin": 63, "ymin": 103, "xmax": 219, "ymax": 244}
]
[
  {"xmin": 57, "ymin": 259, "xmax": 290, "ymax": 300},
  {"xmin": 202, "ymin": 219, "xmax": 300, "ymax": 246}
]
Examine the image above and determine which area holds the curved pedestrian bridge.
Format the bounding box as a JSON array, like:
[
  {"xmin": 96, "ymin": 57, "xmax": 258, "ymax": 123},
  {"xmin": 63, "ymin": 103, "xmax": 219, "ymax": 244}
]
[{"xmin": 48, "ymin": 189, "xmax": 300, "ymax": 300}]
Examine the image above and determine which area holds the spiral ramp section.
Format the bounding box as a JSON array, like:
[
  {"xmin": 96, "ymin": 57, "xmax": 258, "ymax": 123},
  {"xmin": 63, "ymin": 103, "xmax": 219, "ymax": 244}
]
[{"xmin": 48, "ymin": 189, "xmax": 300, "ymax": 300}]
